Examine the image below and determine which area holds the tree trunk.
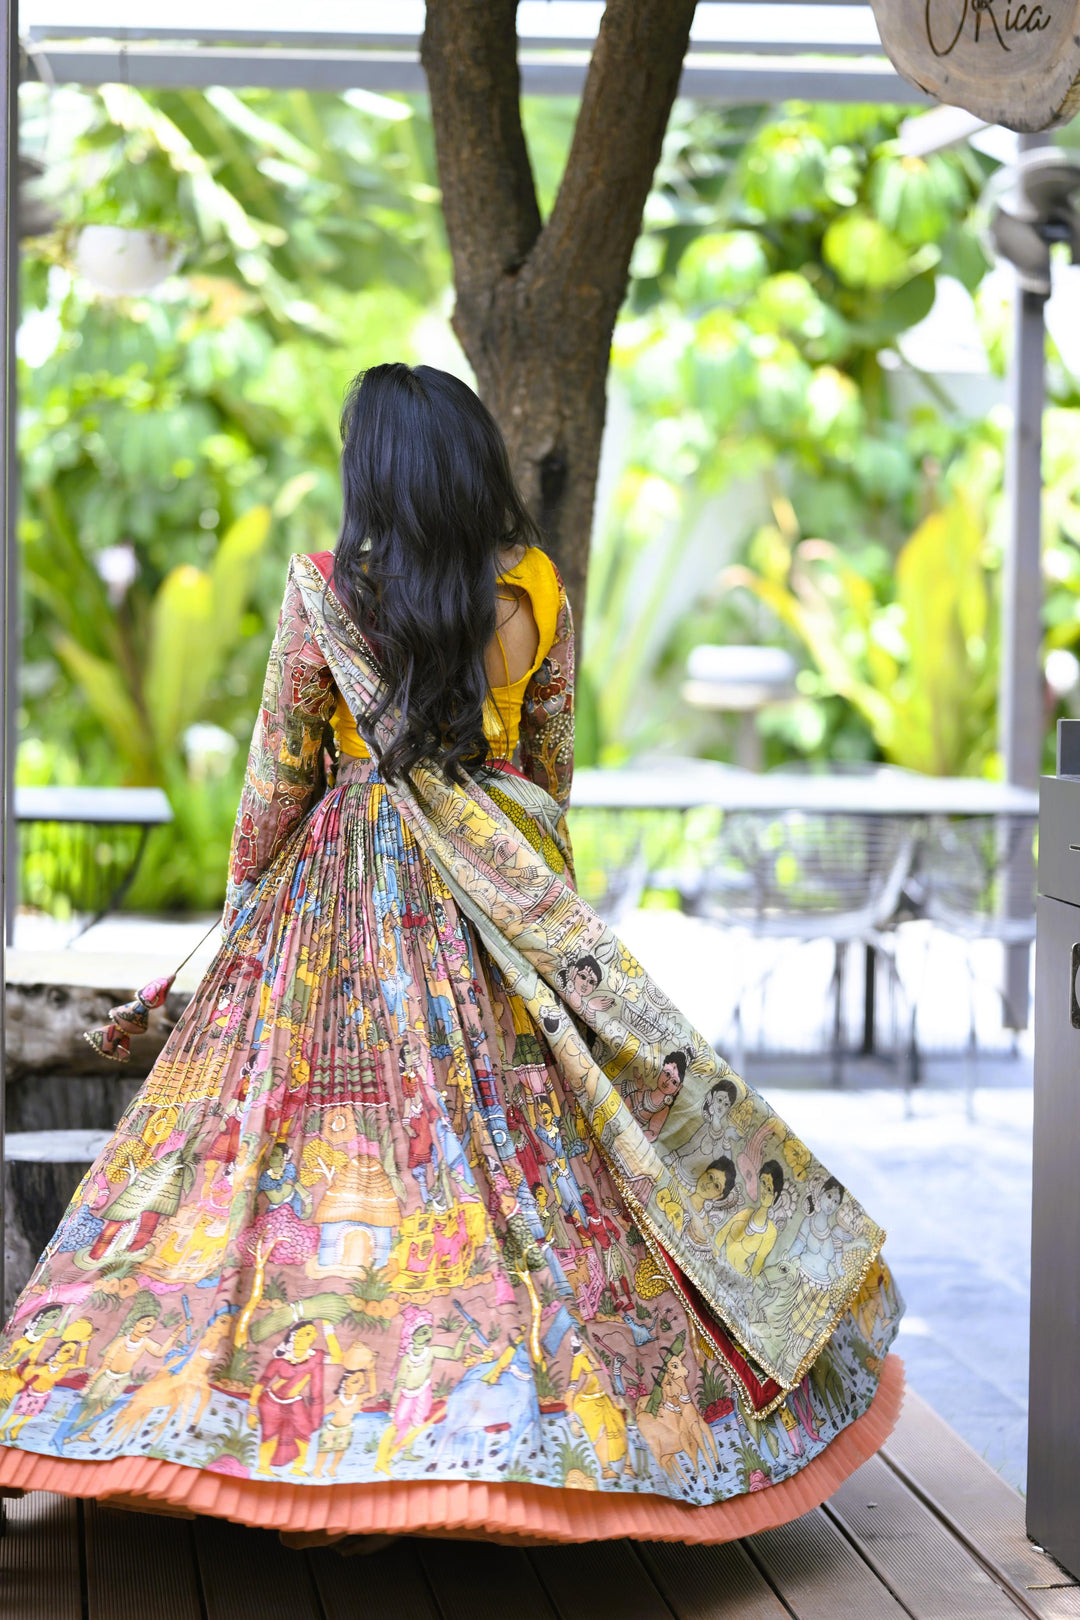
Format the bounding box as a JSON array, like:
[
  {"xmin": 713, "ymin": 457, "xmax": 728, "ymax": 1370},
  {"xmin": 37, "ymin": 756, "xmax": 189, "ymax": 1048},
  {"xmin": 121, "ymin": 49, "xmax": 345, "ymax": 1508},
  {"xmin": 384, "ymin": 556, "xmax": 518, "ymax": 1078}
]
[
  {"xmin": 471, "ymin": 309, "xmax": 610, "ymax": 624},
  {"xmin": 422, "ymin": 0, "xmax": 697, "ymax": 625}
]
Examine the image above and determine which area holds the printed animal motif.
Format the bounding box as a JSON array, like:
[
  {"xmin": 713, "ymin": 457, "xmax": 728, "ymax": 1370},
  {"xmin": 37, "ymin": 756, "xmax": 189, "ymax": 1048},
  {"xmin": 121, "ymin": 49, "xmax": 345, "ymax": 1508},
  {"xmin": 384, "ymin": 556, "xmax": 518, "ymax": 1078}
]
[
  {"xmin": 109, "ymin": 1309, "xmax": 236, "ymax": 1445},
  {"xmin": 636, "ymin": 1348, "xmax": 720, "ymax": 1486},
  {"xmin": 434, "ymin": 1334, "xmax": 540, "ymax": 1470}
]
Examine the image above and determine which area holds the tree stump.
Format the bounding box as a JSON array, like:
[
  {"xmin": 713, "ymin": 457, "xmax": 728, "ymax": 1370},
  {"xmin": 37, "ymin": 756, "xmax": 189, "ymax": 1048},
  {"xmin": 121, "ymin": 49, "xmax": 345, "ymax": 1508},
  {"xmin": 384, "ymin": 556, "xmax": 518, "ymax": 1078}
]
[
  {"xmin": 3, "ymin": 1136, "xmax": 112, "ymax": 1315},
  {"xmin": 870, "ymin": 0, "xmax": 1080, "ymax": 131},
  {"xmin": 2, "ymin": 972, "xmax": 193, "ymax": 1309},
  {"xmin": 4, "ymin": 979, "xmax": 191, "ymax": 1081},
  {"xmin": 2, "ymin": 1077, "xmax": 144, "ymax": 1309}
]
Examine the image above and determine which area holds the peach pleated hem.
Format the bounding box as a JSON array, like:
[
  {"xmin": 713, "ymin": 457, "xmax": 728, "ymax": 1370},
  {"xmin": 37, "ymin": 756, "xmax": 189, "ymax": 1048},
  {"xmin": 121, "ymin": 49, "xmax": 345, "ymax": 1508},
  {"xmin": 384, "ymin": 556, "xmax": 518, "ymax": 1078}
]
[{"xmin": 0, "ymin": 1354, "xmax": 903, "ymax": 1546}]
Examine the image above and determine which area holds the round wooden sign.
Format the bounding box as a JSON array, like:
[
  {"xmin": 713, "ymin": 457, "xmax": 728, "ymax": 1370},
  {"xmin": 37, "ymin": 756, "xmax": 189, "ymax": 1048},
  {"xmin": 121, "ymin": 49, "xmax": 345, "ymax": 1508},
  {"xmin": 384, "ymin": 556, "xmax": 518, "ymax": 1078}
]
[{"xmin": 869, "ymin": 0, "xmax": 1080, "ymax": 130}]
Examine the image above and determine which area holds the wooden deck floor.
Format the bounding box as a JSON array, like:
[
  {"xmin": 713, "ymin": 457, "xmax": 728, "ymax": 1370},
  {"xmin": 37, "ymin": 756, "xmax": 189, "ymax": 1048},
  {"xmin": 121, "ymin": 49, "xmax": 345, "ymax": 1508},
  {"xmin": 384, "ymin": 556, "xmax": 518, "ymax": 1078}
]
[{"xmin": 3, "ymin": 1394, "xmax": 1079, "ymax": 1620}]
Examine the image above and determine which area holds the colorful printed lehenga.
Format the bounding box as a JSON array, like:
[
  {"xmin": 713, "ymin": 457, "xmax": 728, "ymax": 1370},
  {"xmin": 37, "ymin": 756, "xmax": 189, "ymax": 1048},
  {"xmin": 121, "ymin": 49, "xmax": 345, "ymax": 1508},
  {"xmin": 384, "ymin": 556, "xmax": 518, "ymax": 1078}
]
[{"xmin": 0, "ymin": 548, "xmax": 903, "ymax": 1543}]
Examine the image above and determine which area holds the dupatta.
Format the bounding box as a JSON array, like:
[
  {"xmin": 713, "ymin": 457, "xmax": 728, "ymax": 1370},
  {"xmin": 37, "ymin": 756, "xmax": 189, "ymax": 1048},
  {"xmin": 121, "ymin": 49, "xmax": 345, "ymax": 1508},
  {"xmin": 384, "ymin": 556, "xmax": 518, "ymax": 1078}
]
[{"xmin": 289, "ymin": 553, "xmax": 886, "ymax": 1413}]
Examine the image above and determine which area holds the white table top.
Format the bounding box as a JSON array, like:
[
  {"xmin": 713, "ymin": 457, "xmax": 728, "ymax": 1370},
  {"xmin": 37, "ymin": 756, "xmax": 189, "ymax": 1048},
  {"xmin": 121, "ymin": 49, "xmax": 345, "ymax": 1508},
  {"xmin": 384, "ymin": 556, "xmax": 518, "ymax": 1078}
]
[
  {"xmin": 14, "ymin": 785, "xmax": 174, "ymax": 824},
  {"xmin": 570, "ymin": 762, "xmax": 1040, "ymax": 818}
]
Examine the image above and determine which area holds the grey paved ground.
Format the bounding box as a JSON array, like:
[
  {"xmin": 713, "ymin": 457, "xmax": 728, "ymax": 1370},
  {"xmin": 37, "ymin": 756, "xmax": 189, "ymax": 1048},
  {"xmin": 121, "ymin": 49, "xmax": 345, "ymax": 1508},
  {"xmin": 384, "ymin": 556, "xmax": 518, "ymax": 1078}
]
[{"xmin": 757, "ymin": 1076, "xmax": 1032, "ymax": 1491}]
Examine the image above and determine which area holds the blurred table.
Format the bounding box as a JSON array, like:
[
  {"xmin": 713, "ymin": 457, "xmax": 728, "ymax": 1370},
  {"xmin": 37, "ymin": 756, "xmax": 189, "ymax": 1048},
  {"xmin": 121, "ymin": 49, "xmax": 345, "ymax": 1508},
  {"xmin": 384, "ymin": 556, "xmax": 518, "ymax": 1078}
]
[
  {"xmin": 15, "ymin": 785, "xmax": 173, "ymax": 937},
  {"xmin": 572, "ymin": 762, "xmax": 1040, "ymax": 817},
  {"xmin": 570, "ymin": 761, "xmax": 1040, "ymax": 1046}
]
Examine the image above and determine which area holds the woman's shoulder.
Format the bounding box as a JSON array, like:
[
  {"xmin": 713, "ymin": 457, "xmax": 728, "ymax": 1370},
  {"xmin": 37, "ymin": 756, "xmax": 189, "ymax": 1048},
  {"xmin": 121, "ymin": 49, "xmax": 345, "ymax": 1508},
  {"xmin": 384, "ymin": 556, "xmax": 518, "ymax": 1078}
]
[
  {"xmin": 499, "ymin": 544, "xmax": 561, "ymax": 595},
  {"xmin": 499, "ymin": 542, "xmax": 551, "ymax": 572}
]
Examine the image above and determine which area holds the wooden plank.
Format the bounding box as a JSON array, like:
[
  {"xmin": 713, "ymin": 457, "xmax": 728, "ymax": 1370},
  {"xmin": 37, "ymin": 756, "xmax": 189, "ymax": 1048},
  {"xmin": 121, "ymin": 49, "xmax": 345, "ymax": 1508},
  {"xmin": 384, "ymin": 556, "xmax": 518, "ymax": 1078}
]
[
  {"xmin": 0, "ymin": 1491, "xmax": 82, "ymax": 1620},
  {"xmin": 827, "ymin": 1453, "xmax": 1025, "ymax": 1620},
  {"xmin": 527, "ymin": 1539, "xmax": 674, "ymax": 1620},
  {"xmin": 85, "ymin": 1502, "xmax": 202, "ymax": 1620},
  {"xmin": 308, "ymin": 1536, "xmax": 441, "ymax": 1620},
  {"xmin": 639, "ymin": 1539, "xmax": 791, "ymax": 1620},
  {"xmin": 194, "ymin": 1514, "xmax": 323, "ymax": 1620},
  {"xmin": 883, "ymin": 1392, "xmax": 1080, "ymax": 1620},
  {"xmin": 747, "ymin": 1506, "xmax": 910, "ymax": 1620},
  {"xmin": 416, "ymin": 1537, "xmax": 558, "ymax": 1620}
]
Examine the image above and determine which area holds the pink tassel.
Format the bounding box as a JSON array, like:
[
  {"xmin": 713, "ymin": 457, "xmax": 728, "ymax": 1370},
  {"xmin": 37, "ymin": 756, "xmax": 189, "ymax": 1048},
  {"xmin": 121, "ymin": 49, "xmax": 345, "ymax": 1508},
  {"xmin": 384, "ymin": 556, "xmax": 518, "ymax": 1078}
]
[{"xmin": 83, "ymin": 974, "xmax": 176, "ymax": 1064}]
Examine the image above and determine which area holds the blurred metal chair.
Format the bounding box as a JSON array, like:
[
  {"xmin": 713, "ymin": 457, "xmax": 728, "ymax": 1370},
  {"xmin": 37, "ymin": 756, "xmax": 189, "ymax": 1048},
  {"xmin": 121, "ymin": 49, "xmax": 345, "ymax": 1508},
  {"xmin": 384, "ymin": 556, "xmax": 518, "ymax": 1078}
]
[
  {"xmin": 913, "ymin": 814, "xmax": 1038, "ymax": 1094},
  {"xmin": 673, "ymin": 805, "xmax": 915, "ymax": 1084},
  {"xmin": 566, "ymin": 807, "xmax": 685, "ymax": 927},
  {"xmin": 15, "ymin": 785, "xmax": 174, "ymax": 938}
]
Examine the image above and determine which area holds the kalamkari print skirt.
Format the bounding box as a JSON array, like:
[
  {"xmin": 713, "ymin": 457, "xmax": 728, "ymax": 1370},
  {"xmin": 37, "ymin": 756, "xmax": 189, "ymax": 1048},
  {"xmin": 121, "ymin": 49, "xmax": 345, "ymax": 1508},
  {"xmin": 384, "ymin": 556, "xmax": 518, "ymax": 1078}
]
[{"xmin": 0, "ymin": 758, "xmax": 903, "ymax": 1542}]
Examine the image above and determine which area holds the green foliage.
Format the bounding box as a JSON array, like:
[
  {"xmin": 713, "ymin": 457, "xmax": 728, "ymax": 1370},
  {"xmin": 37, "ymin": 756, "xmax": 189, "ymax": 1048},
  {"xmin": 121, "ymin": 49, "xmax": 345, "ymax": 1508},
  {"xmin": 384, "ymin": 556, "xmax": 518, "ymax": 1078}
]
[
  {"xmin": 348, "ymin": 1265, "xmax": 391, "ymax": 1305},
  {"xmin": 585, "ymin": 100, "xmax": 994, "ymax": 766},
  {"xmin": 1043, "ymin": 409, "xmax": 1080, "ymax": 654},
  {"xmin": 17, "ymin": 80, "xmax": 455, "ymax": 910},
  {"xmin": 532, "ymin": 1356, "xmax": 564, "ymax": 1404},
  {"xmin": 555, "ymin": 1438, "xmax": 598, "ymax": 1486},
  {"xmin": 51, "ymin": 506, "xmax": 270, "ymax": 782},
  {"xmin": 205, "ymin": 1415, "xmax": 258, "ymax": 1467},
  {"xmin": 21, "ymin": 81, "xmax": 1077, "ymax": 914},
  {"xmin": 868, "ymin": 150, "xmax": 970, "ymax": 247},
  {"xmin": 700, "ymin": 1362, "xmax": 734, "ymax": 1411},
  {"xmin": 726, "ymin": 493, "xmax": 998, "ymax": 777},
  {"xmin": 210, "ymin": 1346, "xmax": 257, "ymax": 1390}
]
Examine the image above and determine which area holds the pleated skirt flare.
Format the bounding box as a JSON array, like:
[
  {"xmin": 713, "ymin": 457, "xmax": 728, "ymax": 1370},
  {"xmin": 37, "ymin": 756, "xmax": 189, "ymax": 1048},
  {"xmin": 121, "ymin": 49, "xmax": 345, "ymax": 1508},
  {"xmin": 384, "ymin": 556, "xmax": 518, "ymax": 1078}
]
[{"xmin": 0, "ymin": 765, "xmax": 903, "ymax": 1542}]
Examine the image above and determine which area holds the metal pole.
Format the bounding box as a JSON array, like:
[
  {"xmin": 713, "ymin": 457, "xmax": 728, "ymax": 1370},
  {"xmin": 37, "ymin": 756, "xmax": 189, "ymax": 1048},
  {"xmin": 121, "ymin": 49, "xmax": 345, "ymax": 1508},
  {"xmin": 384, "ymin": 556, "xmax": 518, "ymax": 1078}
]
[
  {"xmin": 0, "ymin": 0, "xmax": 15, "ymax": 1320},
  {"xmin": 1000, "ymin": 136, "xmax": 1047, "ymax": 1030}
]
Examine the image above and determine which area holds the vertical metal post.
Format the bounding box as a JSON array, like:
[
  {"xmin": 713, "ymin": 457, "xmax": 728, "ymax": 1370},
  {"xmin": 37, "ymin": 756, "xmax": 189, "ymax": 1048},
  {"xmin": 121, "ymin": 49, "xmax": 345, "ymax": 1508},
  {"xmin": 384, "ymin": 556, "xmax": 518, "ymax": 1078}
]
[
  {"xmin": 0, "ymin": 0, "xmax": 15, "ymax": 1318},
  {"xmin": 999, "ymin": 158, "xmax": 1047, "ymax": 1029},
  {"xmin": 1027, "ymin": 731, "xmax": 1080, "ymax": 1576}
]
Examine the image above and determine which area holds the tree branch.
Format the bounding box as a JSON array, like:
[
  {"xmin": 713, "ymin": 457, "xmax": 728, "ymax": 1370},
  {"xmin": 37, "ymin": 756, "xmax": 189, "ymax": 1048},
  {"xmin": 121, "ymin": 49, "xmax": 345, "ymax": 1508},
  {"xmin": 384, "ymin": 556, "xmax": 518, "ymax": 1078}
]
[
  {"xmin": 421, "ymin": 0, "xmax": 542, "ymax": 300},
  {"xmin": 528, "ymin": 0, "xmax": 697, "ymax": 340}
]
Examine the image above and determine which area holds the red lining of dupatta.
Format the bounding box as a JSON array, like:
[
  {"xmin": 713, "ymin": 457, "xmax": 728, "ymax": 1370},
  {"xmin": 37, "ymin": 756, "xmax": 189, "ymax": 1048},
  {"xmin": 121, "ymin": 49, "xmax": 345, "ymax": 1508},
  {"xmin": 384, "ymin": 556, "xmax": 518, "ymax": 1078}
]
[{"xmin": 655, "ymin": 1241, "xmax": 783, "ymax": 1412}]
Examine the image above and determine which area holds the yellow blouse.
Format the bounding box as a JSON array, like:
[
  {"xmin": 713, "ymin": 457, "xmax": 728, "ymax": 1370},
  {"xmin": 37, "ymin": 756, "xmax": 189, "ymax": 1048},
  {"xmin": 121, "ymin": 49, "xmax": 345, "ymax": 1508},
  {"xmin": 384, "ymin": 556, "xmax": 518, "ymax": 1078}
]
[{"xmin": 330, "ymin": 546, "xmax": 560, "ymax": 763}]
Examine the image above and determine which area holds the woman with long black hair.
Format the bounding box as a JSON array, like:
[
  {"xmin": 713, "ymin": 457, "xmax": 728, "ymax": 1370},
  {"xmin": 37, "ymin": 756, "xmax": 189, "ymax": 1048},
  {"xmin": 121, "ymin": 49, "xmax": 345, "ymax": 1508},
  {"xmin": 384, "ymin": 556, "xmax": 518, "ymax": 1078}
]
[{"xmin": 0, "ymin": 363, "xmax": 902, "ymax": 1543}]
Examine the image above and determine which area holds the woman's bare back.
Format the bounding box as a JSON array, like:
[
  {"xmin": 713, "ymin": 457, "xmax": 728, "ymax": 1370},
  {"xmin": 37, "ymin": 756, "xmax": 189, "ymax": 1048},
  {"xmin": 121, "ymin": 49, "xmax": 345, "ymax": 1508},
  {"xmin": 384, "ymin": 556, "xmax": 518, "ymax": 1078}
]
[{"xmin": 485, "ymin": 545, "xmax": 539, "ymax": 688}]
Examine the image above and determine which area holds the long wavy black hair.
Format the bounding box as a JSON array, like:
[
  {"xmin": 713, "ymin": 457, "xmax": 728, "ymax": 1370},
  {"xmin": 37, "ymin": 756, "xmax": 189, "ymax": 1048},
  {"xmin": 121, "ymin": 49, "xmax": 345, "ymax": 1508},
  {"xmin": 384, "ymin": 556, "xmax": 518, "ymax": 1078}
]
[{"xmin": 332, "ymin": 363, "xmax": 541, "ymax": 782}]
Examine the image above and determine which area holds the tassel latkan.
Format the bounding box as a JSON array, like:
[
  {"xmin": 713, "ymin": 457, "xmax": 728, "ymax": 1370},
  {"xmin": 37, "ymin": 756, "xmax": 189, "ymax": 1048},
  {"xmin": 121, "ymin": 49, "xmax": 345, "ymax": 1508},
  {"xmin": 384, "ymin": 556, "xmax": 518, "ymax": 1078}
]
[{"xmin": 83, "ymin": 974, "xmax": 175, "ymax": 1064}]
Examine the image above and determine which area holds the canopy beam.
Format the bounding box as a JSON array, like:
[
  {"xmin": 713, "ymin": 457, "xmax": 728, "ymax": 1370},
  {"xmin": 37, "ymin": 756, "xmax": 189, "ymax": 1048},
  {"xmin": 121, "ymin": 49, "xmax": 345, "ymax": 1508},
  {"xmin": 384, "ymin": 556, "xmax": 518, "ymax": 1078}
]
[{"xmin": 22, "ymin": 42, "xmax": 928, "ymax": 102}]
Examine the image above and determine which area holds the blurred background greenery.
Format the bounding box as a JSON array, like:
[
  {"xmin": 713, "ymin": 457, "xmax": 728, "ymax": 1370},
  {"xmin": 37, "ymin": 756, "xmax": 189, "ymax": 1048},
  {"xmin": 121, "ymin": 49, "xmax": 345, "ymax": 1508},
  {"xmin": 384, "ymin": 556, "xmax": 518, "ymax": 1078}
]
[{"xmin": 15, "ymin": 84, "xmax": 1080, "ymax": 913}]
